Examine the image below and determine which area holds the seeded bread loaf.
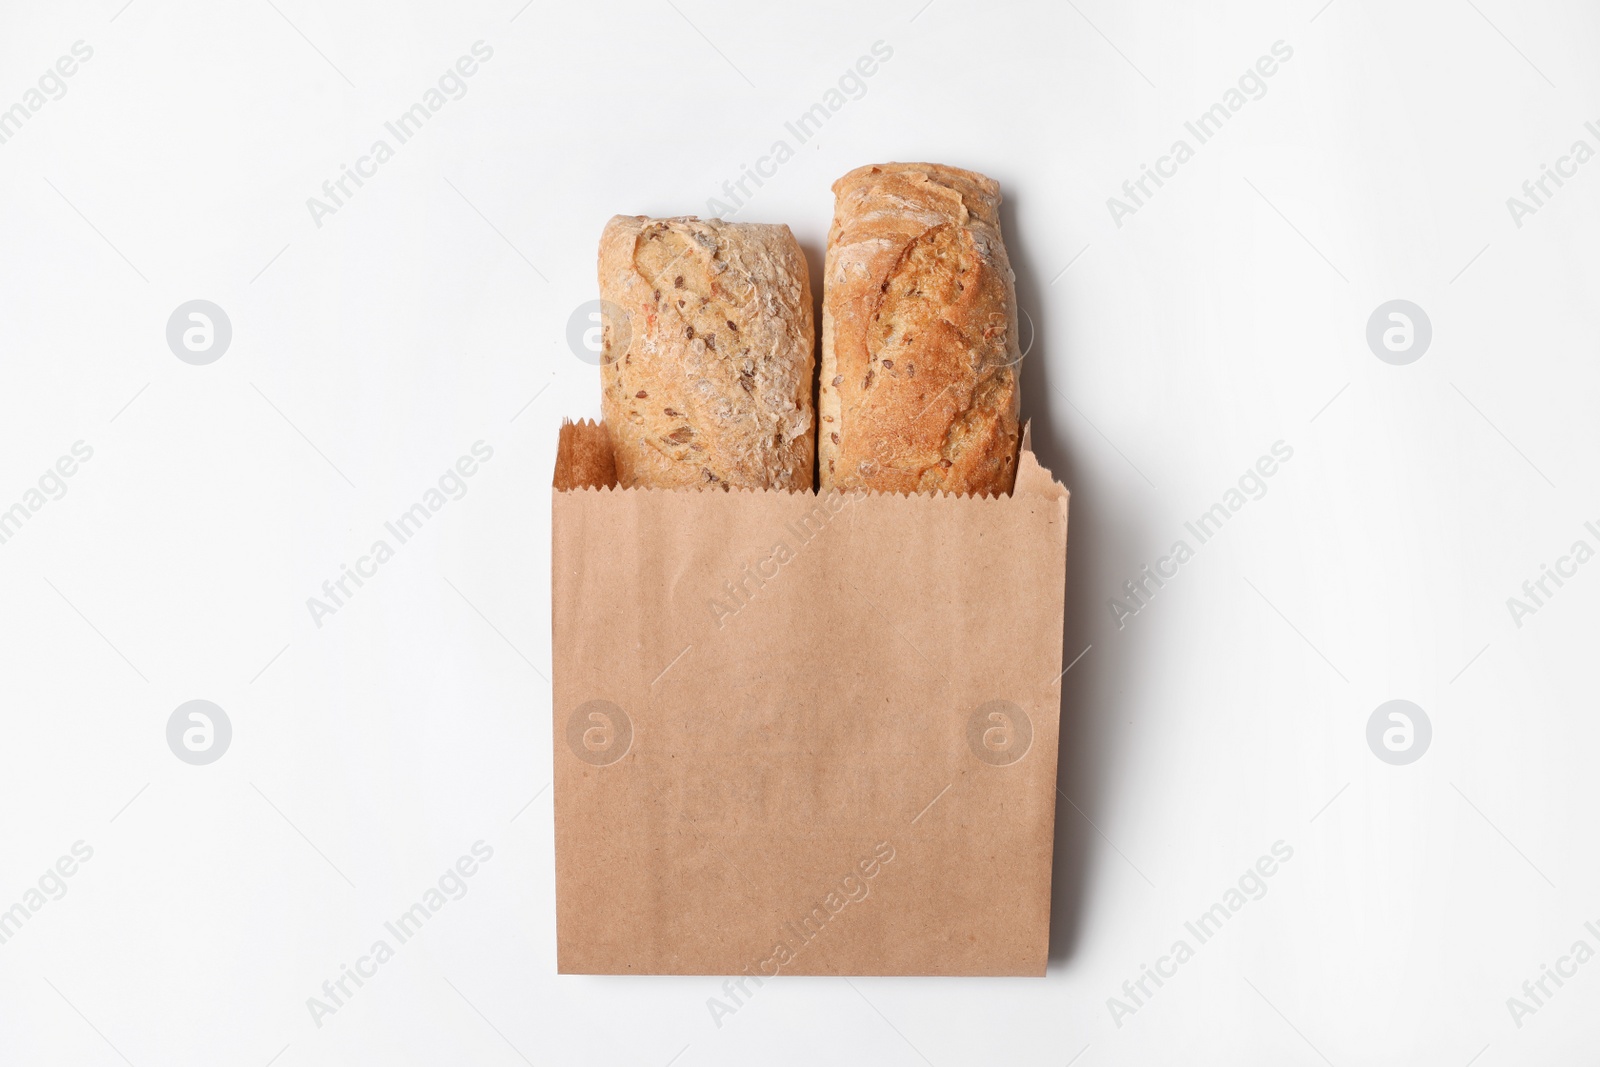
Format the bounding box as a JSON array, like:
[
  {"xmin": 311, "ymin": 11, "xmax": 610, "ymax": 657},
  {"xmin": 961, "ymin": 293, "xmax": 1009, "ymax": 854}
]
[
  {"xmin": 819, "ymin": 163, "xmax": 1022, "ymax": 496},
  {"xmin": 599, "ymin": 215, "xmax": 815, "ymax": 491}
]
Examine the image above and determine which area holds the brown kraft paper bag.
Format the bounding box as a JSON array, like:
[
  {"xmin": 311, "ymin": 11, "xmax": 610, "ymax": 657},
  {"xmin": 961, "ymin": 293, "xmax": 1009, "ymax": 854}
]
[{"xmin": 551, "ymin": 419, "xmax": 1069, "ymax": 976}]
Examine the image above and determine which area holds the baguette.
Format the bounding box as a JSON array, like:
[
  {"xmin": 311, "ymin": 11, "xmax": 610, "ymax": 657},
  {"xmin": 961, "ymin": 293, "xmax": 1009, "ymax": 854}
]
[
  {"xmin": 820, "ymin": 163, "xmax": 1021, "ymax": 496},
  {"xmin": 599, "ymin": 215, "xmax": 814, "ymax": 491}
]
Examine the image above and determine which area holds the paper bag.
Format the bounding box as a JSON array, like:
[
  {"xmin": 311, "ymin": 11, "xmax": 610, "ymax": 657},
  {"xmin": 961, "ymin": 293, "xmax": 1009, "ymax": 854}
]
[{"xmin": 551, "ymin": 420, "xmax": 1069, "ymax": 976}]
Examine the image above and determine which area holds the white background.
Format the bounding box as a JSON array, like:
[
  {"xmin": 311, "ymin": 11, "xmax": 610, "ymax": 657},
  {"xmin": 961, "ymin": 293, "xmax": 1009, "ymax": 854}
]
[{"xmin": 2, "ymin": 0, "xmax": 1598, "ymax": 1064}]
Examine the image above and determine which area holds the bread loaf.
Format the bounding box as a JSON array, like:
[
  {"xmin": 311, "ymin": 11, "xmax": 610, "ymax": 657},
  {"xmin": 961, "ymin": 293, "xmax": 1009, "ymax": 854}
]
[
  {"xmin": 599, "ymin": 215, "xmax": 815, "ymax": 491},
  {"xmin": 820, "ymin": 163, "xmax": 1021, "ymax": 496}
]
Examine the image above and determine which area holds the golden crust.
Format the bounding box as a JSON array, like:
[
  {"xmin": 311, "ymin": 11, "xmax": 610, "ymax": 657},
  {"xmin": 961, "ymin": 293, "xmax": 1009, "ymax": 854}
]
[
  {"xmin": 820, "ymin": 163, "xmax": 1021, "ymax": 496},
  {"xmin": 599, "ymin": 215, "xmax": 815, "ymax": 491}
]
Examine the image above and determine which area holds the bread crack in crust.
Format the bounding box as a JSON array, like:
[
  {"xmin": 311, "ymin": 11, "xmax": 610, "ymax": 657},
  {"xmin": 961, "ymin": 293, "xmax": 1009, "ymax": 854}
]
[
  {"xmin": 600, "ymin": 215, "xmax": 815, "ymax": 490},
  {"xmin": 821, "ymin": 163, "xmax": 1022, "ymax": 496}
]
